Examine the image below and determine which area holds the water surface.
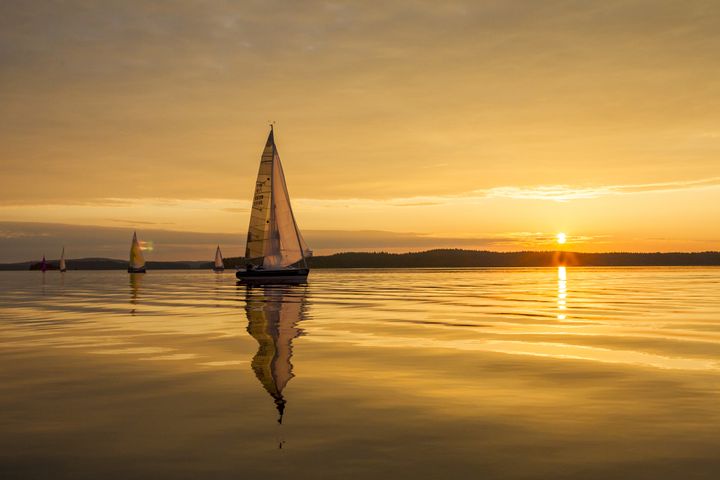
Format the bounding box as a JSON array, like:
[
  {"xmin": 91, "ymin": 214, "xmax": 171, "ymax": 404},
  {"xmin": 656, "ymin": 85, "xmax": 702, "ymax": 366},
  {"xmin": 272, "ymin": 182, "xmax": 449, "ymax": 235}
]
[{"xmin": 1, "ymin": 268, "xmax": 719, "ymax": 479}]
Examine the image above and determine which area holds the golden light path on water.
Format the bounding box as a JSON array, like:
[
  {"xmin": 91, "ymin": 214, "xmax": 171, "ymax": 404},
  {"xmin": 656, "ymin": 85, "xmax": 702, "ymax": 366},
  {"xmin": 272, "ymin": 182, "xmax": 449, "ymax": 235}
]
[{"xmin": 1, "ymin": 267, "xmax": 720, "ymax": 479}]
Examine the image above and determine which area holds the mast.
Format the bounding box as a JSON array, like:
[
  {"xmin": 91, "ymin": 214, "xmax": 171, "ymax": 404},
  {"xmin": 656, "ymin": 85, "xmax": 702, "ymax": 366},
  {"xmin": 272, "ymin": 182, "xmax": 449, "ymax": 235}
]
[{"xmin": 267, "ymin": 124, "xmax": 277, "ymax": 266}]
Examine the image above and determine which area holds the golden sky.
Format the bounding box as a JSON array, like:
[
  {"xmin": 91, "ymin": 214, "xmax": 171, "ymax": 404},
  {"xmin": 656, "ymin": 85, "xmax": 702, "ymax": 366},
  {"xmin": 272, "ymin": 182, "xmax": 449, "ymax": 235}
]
[{"xmin": 1, "ymin": 0, "xmax": 719, "ymax": 260}]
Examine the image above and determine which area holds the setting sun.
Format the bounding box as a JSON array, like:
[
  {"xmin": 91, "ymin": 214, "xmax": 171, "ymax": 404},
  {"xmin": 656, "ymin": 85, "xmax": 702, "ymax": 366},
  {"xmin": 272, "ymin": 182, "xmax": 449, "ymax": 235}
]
[{"xmin": 557, "ymin": 233, "xmax": 567, "ymax": 245}]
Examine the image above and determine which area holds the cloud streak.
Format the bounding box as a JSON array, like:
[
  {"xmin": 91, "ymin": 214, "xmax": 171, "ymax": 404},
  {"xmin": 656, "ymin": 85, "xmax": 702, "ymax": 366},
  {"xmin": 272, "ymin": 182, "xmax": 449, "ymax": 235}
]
[
  {"xmin": 1, "ymin": 177, "xmax": 718, "ymax": 222},
  {"xmin": 482, "ymin": 176, "xmax": 720, "ymax": 202},
  {"xmin": 293, "ymin": 175, "xmax": 720, "ymax": 207}
]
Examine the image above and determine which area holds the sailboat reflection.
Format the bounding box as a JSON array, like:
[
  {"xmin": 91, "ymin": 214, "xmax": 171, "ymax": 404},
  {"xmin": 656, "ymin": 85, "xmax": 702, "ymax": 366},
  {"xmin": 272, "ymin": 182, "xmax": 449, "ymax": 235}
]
[
  {"xmin": 129, "ymin": 273, "xmax": 143, "ymax": 315},
  {"xmin": 244, "ymin": 285, "xmax": 308, "ymax": 424}
]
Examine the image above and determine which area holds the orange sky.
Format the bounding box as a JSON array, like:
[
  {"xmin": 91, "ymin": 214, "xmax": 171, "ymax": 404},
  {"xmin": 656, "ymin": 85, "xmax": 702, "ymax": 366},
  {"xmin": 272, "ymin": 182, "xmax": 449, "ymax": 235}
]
[{"xmin": 1, "ymin": 1, "xmax": 719, "ymax": 260}]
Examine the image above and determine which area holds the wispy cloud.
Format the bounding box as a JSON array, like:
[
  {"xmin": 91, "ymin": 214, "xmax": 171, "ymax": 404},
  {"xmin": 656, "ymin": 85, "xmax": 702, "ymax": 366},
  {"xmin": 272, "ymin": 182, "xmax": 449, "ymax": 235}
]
[
  {"xmin": 294, "ymin": 176, "xmax": 720, "ymax": 207},
  {"xmin": 503, "ymin": 232, "xmax": 604, "ymax": 244},
  {"xmin": 484, "ymin": 186, "xmax": 612, "ymax": 202},
  {"xmin": 108, "ymin": 219, "xmax": 173, "ymax": 225},
  {"xmin": 0, "ymin": 230, "xmax": 50, "ymax": 240},
  {"xmin": 481, "ymin": 176, "xmax": 720, "ymax": 202},
  {"xmin": 1, "ymin": 177, "xmax": 717, "ymax": 219}
]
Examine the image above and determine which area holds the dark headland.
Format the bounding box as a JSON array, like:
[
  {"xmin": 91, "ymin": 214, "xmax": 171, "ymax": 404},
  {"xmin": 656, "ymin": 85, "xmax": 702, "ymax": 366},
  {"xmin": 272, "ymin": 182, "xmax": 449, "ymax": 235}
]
[{"xmin": 3, "ymin": 249, "xmax": 719, "ymax": 271}]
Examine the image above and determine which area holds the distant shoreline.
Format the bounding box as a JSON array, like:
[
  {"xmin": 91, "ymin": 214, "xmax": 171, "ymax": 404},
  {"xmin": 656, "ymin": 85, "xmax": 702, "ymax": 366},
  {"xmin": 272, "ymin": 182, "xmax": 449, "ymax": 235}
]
[
  {"xmin": 299, "ymin": 249, "xmax": 720, "ymax": 268},
  {"xmin": 2, "ymin": 249, "xmax": 719, "ymax": 271}
]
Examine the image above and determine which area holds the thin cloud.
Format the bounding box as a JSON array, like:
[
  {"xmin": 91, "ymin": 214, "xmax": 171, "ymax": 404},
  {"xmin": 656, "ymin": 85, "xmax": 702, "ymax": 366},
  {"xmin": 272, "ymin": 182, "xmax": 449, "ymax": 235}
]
[
  {"xmin": 2, "ymin": 177, "xmax": 717, "ymax": 214},
  {"xmin": 109, "ymin": 219, "xmax": 173, "ymax": 225},
  {"xmin": 484, "ymin": 186, "xmax": 612, "ymax": 202},
  {"xmin": 483, "ymin": 176, "xmax": 720, "ymax": 202},
  {"xmin": 295, "ymin": 175, "xmax": 720, "ymax": 206}
]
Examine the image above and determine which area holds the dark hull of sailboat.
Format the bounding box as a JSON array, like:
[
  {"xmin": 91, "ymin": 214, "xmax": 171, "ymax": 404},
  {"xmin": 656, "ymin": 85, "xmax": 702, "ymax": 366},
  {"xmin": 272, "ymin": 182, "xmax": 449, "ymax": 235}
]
[
  {"xmin": 213, "ymin": 267, "xmax": 225, "ymax": 272},
  {"xmin": 60, "ymin": 268, "xmax": 67, "ymax": 273},
  {"xmin": 128, "ymin": 267, "xmax": 146, "ymax": 273},
  {"xmin": 236, "ymin": 268, "xmax": 309, "ymax": 284}
]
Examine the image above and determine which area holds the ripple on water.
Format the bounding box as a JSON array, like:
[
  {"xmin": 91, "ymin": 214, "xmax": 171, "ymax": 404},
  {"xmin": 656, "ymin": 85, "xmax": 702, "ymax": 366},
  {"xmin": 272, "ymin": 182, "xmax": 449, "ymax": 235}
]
[{"xmin": 1, "ymin": 267, "xmax": 720, "ymax": 479}]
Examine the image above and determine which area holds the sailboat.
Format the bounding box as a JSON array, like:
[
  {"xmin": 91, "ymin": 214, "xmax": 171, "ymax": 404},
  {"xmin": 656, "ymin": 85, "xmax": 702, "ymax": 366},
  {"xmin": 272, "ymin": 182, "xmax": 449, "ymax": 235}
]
[
  {"xmin": 245, "ymin": 285, "xmax": 307, "ymax": 424},
  {"xmin": 128, "ymin": 231, "xmax": 146, "ymax": 273},
  {"xmin": 59, "ymin": 247, "xmax": 67, "ymax": 272},
  {"xmin": 40, "ymin": 255, "xmax": 47, "ymax": 273},
  {"xmin": 236, "ymin": 126, "xmax": 311, "ymax": 283},
  {"xmin": 213, "ymin": 245, "xmax": 225, "ymax": 272}
]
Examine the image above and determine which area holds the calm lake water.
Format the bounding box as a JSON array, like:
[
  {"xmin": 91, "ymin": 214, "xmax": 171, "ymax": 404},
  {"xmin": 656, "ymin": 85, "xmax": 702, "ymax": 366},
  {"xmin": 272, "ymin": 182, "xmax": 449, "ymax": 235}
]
[{"xmin": 1, "ymin": 267, "xmax": 720, "ymax": 479}]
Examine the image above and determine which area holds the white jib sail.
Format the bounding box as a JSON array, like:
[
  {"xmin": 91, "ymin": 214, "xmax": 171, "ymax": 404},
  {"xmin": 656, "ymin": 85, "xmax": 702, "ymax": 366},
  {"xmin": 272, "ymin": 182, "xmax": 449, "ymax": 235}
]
[
  {"xmin": 59, "ymin": 247, "xmax": 66, "ymax": 271},
  {"xmin": 214, "ymin": 246, "xmax": 224, "ymax": 269},
  {"xmin": 129, "ymin": 231, "xmax": 145, "ymax": 269},
  {"xmin": 263, "ymin": 150, "xmax": 304, "ymax": 268},
  {"xmin": 244, "ymin": 129, "xmax": 308, "ymax": 270}
]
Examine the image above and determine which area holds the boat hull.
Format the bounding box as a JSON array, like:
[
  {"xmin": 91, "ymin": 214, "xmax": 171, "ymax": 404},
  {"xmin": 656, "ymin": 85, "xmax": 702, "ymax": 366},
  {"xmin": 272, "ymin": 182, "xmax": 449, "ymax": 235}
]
[
  {"xmin": 236, "ymin": 268, "xmax": 309, "ymax": 284},
  {"xmin": 213, "ymin": 267, "xmax": 225, "ymax": 273},
  {"xmin": 60, "ymin": 268, "xmax": 67, "ymax": 273},
  {"xmin": 128, "ymin": 267, "xmax": 146, "ymax": 273}
]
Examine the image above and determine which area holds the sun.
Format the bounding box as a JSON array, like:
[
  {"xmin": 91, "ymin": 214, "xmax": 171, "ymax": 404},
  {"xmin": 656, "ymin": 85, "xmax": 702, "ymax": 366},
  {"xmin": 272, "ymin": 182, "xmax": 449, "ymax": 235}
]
[{"xmin": 556, "ymin": 232, "xmax": 567, "ymax": 245}]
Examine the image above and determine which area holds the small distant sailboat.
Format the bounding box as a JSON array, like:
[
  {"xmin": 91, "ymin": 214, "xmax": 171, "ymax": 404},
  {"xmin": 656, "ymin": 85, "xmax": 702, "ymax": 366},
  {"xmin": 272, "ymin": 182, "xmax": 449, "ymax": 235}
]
[
  {"xmin": 128, "ymin": 231, "xmax": 146, "ymax": 273},
  {"xmin": 59, "ymin": 247, "xmax": 67, "ymax": 272},
  {"xmin": 213, "ymin": 245, "xmax": 225, "ymax": 272},
  {"xmin": 236, "ymin": 126, "xmax": 311, "ymax": 283},
  {"xmin": 40, "ymin": 255, "xmax": 47, "ymax": 273}
]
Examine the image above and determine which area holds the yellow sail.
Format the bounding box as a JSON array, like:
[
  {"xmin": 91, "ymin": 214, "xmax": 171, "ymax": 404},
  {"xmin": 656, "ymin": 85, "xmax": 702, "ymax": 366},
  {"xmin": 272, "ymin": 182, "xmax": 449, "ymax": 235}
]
[
  {"xmin": 129, "ymin": 231, "xmax": 145, "ymax": 270},
  {"xmin": 59, "ymin": 247, "xmax": 66, "ymax": 271}
]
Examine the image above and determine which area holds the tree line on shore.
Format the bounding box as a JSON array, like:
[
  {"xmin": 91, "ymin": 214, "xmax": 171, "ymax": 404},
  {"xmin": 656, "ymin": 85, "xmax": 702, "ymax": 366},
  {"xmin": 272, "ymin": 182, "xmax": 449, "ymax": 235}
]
[
  {"xmin": 230, "ymin": 249, "xmax": 720, "ymax": 268},
  {"xmin": 3, "ymin": 249, "xmax": 719, "ymax": 271}
]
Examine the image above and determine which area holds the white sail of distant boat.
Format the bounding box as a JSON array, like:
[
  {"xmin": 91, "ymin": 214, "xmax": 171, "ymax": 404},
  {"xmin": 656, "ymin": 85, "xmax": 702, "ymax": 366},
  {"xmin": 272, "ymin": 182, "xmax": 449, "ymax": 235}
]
[
  {"xmin": 213, "ymin": 245, "xmax": 224, "ymax": 272},
  {"xmin": 128, "ymin": 231, "xmax": 146, "ymax": 273},
  {"xmin": 59, "ymin": 247, "xmax": 67, "ymax": 272},
  {"xmin": 240, "ymin": 126, "xmax": 310, "ymax": 281}
]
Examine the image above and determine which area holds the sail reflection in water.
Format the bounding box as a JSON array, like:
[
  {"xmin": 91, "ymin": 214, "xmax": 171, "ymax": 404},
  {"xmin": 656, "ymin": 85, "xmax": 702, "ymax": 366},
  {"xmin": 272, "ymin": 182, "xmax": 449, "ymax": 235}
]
[
  {"xmin": 129, "ymin": 273, "xmax": 143, "ymax": 315},
  {"xmin": 244, "ymin": 285, "xmax": 308, "ymax": 424}
]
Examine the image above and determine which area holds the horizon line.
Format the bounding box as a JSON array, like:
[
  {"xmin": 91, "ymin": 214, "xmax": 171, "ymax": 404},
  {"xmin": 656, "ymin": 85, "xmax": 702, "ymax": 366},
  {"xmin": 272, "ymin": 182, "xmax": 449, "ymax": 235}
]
[{"xmin": 4, "ymin": 248, "xmax": 720, "ymax": 265}]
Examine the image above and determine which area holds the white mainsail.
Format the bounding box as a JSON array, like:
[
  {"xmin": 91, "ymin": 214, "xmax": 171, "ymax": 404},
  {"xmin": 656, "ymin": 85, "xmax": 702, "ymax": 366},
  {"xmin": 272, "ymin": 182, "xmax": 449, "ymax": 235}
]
[
  {"xmin": 59, "ymin": 247, "xmax": 66, "ymax": 271},
  {"xmin": 244, "ymin": 128, "xmax": 310, "ymax": 270},
  {"xmin": 214, "ymin": 245, "xmax": 224, "ymax": 270},
  {"xmin": 129, "ymin": 231, "xmax": 145, "ymax": 270}
]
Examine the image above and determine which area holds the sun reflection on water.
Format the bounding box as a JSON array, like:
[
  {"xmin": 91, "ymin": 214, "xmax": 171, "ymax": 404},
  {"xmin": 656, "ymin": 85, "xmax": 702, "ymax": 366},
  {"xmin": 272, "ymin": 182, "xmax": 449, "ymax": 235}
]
[{"xmin": 557, "ymin": 266, "xmax": 567, "ymax": 320}]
